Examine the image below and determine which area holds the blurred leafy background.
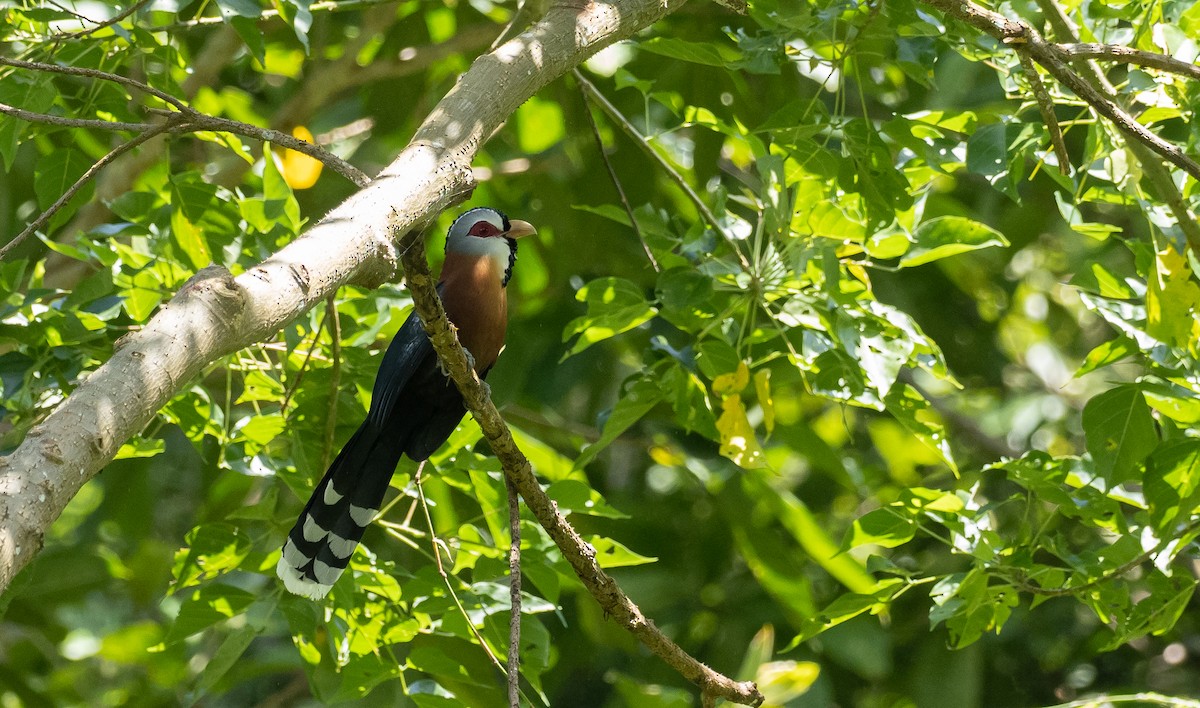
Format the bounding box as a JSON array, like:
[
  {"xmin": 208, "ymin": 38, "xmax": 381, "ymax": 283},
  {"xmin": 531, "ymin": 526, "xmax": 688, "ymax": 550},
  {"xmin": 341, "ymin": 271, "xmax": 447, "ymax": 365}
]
[{"xmin": 2, "ymin": 0, "xmax": 1200, "ymax": 705}]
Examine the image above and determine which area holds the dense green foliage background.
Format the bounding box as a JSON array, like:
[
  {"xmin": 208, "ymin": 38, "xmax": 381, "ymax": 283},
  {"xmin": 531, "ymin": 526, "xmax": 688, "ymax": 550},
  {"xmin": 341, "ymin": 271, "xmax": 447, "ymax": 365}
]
[{"xmin": 3, "ymin": 0, "xmax": 1200, "ymax": 705}]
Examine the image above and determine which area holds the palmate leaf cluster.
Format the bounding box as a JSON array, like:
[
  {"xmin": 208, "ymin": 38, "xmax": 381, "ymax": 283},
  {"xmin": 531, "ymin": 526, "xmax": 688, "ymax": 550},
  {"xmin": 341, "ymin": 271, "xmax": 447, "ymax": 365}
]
[{"xmin": 2, "ymin": 0, "xmax": 1200, "ymax": 704}]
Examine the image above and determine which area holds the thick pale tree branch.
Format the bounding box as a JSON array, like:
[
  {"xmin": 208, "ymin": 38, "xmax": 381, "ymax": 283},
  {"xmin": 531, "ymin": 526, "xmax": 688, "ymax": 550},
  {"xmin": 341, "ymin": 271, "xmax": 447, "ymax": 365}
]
[
  {"xmin": 0, "ymin": 0, "xmax": 688, "ymax": 597},
  {"xmin": 397, "ymin": 234, "xmax": 764, "ymax": 707}
]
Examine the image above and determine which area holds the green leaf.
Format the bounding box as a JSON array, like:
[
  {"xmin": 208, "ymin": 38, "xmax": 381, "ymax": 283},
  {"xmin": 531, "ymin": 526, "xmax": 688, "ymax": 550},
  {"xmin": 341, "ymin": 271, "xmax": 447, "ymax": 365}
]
[
  {"xmin": 1145, "ymin": 440, "xmax": 1200, "ymax": 535},
  {"xmin": 883, "ymin": 384, "xmax": 957, "ymax": 475},
  {"xmin": 575, "ymin": 376, "xmax": 665, "ymax": 469},
  {"xmin": 656, "ymin": 267, "xmax": 717, "ymax": 330},
  {"xmin": 171, "ymin": 524, "xmax": 252, "ymax": 591},
  {"xmin": 638, "ymin": 37, "xmax": 741, "ymax": 67},
  {"xmin": 786, "ymin": 581, "xmax": 905, "ymax": 647},
  {"xmin": 757, "ymin": 661, "xmax": 820, "ymax": 704},
  {"xmin": 744, "ymin": 474, "xmax": 876, "ymax": 594},
  {"xmin": 0, "ymin": 75, "xmax": 55, "ymax": 170},
  {"xmin": 846, "ymin": 508, "xmax": 915, "ymax": 549},
  {"xmin": 166, "ymin": 584, "xmax": 256, "ymax": 643},
  {"xmin": 900, "ymin": 216, "xmax": 1008, "ymax": 267},
  {"xmin": 262, "ymin": 145, "xmax": 302, "ymax": 234},
  {"xmin": 217, "ymin": 2, "xmax": 265, "ymax": 65},
  {"xmin": 170, "ymin": 202, "xmax": 211, "ymax": 270},
  {"xmin": 562, "ymin": 277, "xmax": 657, "ymax": 358},
  {"xmin": 516, "ymin": 97, "xmax": 565, "ymax": 154},
  {"xmin": 1082, "ymin": 385, "xmax": 1158, "ymax": 484},
  {"xmin": 1102, "ymin": 573, "xmax": 1197, "ymax": 650},
  {"xmin": 33, "ymin": 150, "xmax": 94, "ymax": 230},
  {"xmin": 547, "ymin": 479, "xmax": 629, "ymax": 518},
  {"xmin": 115, "ymin": 437, "xmax": 166, "ymax": 459},
  {"xmin": 239, "ymin": 413, "xmax": 285, "ymax": 447},
  {"xmin": 1076, "ymin": 335, "xmax": 1139, "ymax": 377},
  {"xmin": 191, "ymin": 625, "xmax": 261, "ymax": 698},
  {"xmin": 572, "ymin": 203, "xmax": 632, "ymax": 227},
  {"xmin": 586, "ymin": 535, "xmax": 656, "ymax": 568}
]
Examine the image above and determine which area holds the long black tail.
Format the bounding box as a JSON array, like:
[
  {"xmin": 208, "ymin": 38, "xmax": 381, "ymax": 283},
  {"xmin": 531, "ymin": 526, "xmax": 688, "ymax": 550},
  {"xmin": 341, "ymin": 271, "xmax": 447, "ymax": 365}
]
[{"xmin": 276, "ymin": 419, "xmax": 403, "ymax": 599}]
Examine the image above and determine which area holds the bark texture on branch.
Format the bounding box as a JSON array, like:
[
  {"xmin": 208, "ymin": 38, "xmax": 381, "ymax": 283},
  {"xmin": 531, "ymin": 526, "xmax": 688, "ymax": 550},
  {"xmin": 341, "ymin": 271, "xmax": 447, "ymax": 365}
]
[
  {"xmin": 398, "ymin": 236, "xmax": 764, "ymax": 707},
  {"xmin": 0, "ymin": 0, "xmax": 687, "ymax": 595}
]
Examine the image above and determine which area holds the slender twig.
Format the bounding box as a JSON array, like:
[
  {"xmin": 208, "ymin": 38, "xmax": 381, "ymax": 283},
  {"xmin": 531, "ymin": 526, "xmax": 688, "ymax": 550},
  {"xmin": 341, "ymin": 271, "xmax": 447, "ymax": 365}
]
[
  {"xmin": 415, "ymin": 463, "xmax": 509, "ymax": 676},
  {"xmin": 1057, "ymin": 43, "xmax": 1200, "ymax": 81},
  {"xmin": 155, "ymin": 110, "xmax": 370, "ymax": 187},
  {"xmin": 320, "ymin": 296, "xmax": 342, "ymax": 472},
  {"xmin": 1017, "ymin": 53, "xmax": 1071, "ymax": 173},
  {"xmin": 1029, "ymin": 0, "xmax": 1200, "ymax": 251},
  {"xmin": 0, "ymin": 103, "xmax": 152, "ymax": 131},
  {"xmin": 575, "ymin": 71, "xmax": 660, "ymax": 272},
  {"xmin": 281, "ymin": 314, "xmax": 330, "ymax": 416},
  {"xmin": 44, "ymin": 0, "xmax": 96, "ymax": 23},
  {"xmin": 921, "ymin": 0, "xmax": 1200, "ymax": 182},
  {"xmin": 399, "ymin": 231, "xmax": 764, "ymax": 707},
  {"xmin": 1, "ymin": 60, "xmax": 369, "ymax": 188},
  {"xmin": 574, "ymin": 71, "xmax": 753, "ymax": 272},
  {"xmin": 505, "ymin": 474, "xmax": 522, "ymax": 708},
  {"xmin": 149, "ymin": 0, "xmax": 401, "ymax": 31},
  {"xmin": 1, "ymin": 67, "xmax": 369, "ymax": 260},
  {"xmin": 1046, "ymin": 694, "xmax": 1200, "ymax": 708},
  {"xmin": 54, "ymin": 0, "xmax": 152, "ymax": 40},
  {"xmin": 0, "ymin": 56, "xmax": 188, "ymax": 111},
  {"xmin": 1011, "ymin": 520, "xmax": 1200, "ymax": 598},
  {"xmin": 0, "ymin": 122, "xmax": 171, "ymax": 261}
]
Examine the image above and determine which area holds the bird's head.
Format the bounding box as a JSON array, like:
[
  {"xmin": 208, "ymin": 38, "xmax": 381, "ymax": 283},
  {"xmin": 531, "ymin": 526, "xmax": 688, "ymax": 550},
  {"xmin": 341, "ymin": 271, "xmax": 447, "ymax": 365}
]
[{"xmin": 445, "ymin": 207, "xmax": 537, "ymax": 286}]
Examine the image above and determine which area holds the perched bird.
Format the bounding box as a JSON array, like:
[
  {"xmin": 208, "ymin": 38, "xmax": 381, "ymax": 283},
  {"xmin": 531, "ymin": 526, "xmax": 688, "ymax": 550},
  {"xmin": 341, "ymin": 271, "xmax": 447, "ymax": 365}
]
[{"xmin": 277, "ymin": 207, "xmax": 537, "ymax": 599}]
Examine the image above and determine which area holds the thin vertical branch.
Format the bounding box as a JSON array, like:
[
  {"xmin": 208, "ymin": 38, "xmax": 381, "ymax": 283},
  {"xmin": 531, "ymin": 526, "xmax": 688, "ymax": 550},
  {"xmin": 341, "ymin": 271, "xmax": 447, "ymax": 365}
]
[
  {"xmin": 320, "ymin": 295, "xmax": 342, "ymax": 471},
  {"xmin": 1018, "ymin": 53, "xmax": 1071, "ymax": 173},
  {"xmin": 415, "ymin": 463, "xmax": 508, "ymax": 673},
  {"xmin": 576, "ymin": 70, "xmax": 660, "ymax": 272},
  {"xmin": 573, "ymin": 70, "xmax": 752, "ymax": 271},
  {"xmin": 506, "ymin": 475, "xmax": 522, "ymax": 708}
]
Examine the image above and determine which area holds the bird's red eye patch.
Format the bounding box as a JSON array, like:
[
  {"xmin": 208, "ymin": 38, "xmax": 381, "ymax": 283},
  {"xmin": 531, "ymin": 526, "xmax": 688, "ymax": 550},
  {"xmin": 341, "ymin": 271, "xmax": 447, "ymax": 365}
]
[{"xmin": 468, "ymin": 221, "xmax": 501, "ymax": 237}]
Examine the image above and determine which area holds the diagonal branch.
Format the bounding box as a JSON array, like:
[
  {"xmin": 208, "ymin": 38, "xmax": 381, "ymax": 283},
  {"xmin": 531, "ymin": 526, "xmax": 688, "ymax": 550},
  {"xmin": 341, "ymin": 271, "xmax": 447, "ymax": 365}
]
[
  {"xmin": 920, "ymin": 0, "xmax": 1200, "ymax": 183},
  {"xmin": 574, "ymin": 71, "xmax": 753, "ymax": 271},
  {"xmin": 53, "ymin": 0, "xmax": 152, "ymax": 40},
  {"xmin": 576, "ymin": 71, "xmax": 660, "ymax": 272},
  {"xmin": 397, "ymin": 234, "xmax": 764, "ymax": 707},
  {"xmin": 0, "ymin": 56, "xmax": 188, "ymax": 112},
  {"xmin": 1029, "ymin": 0, "xmax": 1200, "ymax": 251},
  {"xmin": 1017, "ymin": 53, "xmax": 1071, "ymax": 173},
  {"xmin": 1056, "ymin": 43, "xmax": 1200, "ymax": 81},
  {"xmin": 0, "ymin": 0, "xmax": 690, "ymax": 618},
  {"xmin": 0, "ymin": 122, "xmax": 172, "ymax": 260}
]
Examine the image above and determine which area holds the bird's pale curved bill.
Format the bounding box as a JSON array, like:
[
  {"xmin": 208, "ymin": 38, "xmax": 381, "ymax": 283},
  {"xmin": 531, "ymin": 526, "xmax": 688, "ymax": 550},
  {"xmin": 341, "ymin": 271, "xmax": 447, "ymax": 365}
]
[{"xmin": 506, "ymin": 219, "xmax": 537, "ymax": 239}]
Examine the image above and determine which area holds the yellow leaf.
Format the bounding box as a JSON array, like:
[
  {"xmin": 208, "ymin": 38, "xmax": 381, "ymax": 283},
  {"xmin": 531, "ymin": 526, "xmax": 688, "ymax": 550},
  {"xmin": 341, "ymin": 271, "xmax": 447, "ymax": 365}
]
[
  {"xmin": 717, "ymin": 394, "xmax": 765, "ymax": 469},
  {"xmin": 649, "ymin": 444, "xmax": 684, "ymax": 466},
  {"xmin": 754, "ymin": 368, "xmax": 774, "ymax": 435},
  {"xmin": 757, "ymin": 660, "xmax": 820, "ymax": 705},
  {"xmin": 1146, "ymin": 242, "xmax": 1200, "ymax": 348},
  {"xmin": 713, "ymin": 361, "xmax": 750, "ymax": 395},
  {"xmin": 281, "ymin": 125, "xmax": 323, "ymax": 190}
]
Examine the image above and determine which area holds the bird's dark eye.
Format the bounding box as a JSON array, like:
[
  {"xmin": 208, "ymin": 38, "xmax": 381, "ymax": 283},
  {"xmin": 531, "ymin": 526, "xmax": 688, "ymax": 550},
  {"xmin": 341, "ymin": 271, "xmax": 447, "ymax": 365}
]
[{"xmin": 468, "ymin": 221, "xmax": 500, "ymax": 237}]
